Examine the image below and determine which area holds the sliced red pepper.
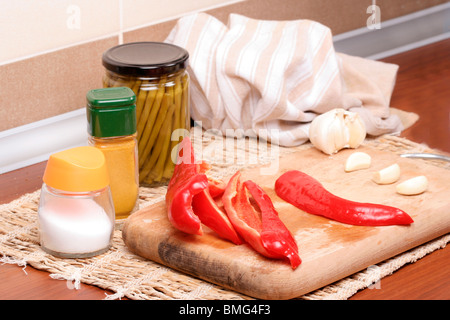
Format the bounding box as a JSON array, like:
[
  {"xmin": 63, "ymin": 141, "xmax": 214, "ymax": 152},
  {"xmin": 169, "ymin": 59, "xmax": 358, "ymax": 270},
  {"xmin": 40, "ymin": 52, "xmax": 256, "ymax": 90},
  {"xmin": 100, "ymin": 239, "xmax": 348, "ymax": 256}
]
[
  {"xmin": 192, "ymin": 190, "xmax": 242, "ymax": 244},
  {"xmin": 206, "ymin": 178, "xmax": 226, "ymax": 198},
  {"xmin": 275, "ymin": 170, "xmax": 414, "ymax": 226},
  {"xmin": 244, "ymin": 180, "xmax": 301, "ymax": 269},
  {"xmin": 197, "ymin": 162, "xmax": 226, "ymax": 198},
  {"xmin": 222, "ymin": 171, "xmax": 301, "ymax": 269},
  {"xmin": 166, "ymin": 137, "xmax": 208, "ymax": 235},
  {"xmin": 165, "ymin": 137, "xmax": 241, "ymax": 244}
]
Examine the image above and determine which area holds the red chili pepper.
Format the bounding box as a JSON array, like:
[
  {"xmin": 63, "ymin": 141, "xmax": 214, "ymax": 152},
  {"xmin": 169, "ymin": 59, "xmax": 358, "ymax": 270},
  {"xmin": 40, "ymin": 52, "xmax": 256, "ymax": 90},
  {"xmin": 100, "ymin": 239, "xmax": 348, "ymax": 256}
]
[
  {"xmin": 275, "ymin": 170, "xmax": 414, "ymax": 226},
  {"xmin": 222, "ymin": 171, "xmax": 301, "ymax": 269},
  {"xmin": 165, "ymin": 137, "xmax": 241, "ymax": 244}
]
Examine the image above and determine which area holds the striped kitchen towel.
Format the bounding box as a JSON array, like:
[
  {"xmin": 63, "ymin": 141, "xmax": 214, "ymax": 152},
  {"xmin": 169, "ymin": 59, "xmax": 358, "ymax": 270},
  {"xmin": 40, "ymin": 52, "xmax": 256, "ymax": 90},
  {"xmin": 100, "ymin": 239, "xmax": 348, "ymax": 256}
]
[{"xmin": 165, "ymin": 13, "xmax": 403, "ymax": 147}]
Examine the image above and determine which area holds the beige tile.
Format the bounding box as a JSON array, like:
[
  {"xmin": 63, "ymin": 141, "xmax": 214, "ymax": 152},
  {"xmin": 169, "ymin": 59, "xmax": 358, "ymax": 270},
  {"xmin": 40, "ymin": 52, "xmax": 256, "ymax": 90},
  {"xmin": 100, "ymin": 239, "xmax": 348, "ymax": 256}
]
[
  {"xmin": 123, "ymin": 20, "xmax": 177, "ymax": 43},
  {"xmin": 124, "ymin": 0, "xmax": 448, "ymax": 44},
  {"xmin": 123, "ymin": 0, "xmax": 374, "ymax": 42},
  {"xmin": 122, "ymin": 0, "xmax": 243, "ymax": 31},
  {"xmin": 122, "ymin": 0, "xmax": 368, "ymax": 43},
  {"xmin": 2, "ymin": 0, "xmax": 446, "ymax": 131},
  {"xmin": 0, "ymin": 36, "xmax": 118, "ymax": 131},
  {"xmin": 205, "ymin": 0, "xmax": 448, "ymax": 35},
  {"xmin": 0, "ymin": 0, "xmax": 120, "ymax": 64}
]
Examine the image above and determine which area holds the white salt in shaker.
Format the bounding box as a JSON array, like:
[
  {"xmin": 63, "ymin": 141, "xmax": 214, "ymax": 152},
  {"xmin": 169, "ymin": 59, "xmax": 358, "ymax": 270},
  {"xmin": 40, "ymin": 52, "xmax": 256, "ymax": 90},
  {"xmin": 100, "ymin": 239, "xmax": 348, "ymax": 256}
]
[{"xmin": 38, "ymin": 146, "xmax": 115, "ymax": 258}]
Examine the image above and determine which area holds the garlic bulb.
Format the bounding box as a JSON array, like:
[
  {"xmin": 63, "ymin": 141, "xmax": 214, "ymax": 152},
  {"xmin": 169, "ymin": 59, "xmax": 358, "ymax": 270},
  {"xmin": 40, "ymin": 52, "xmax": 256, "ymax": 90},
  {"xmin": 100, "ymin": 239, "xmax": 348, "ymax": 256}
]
[{"xmin": 309, "ymin": 108, "xmax": 366, "ymax": 155}]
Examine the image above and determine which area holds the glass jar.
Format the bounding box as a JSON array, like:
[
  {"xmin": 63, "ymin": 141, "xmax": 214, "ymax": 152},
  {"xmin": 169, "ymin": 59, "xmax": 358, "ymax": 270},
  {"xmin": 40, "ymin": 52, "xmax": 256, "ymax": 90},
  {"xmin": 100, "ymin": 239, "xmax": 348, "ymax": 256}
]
[
  {"xmin": 102, "ymin": 42, "xmax": 190, "ymax": 186},
  {"xmin": 86, "ymin": 87, "xmax": 139, "ymax": 220},
  {"xmin": 38, "ymin": 146, "xmax": 115, "ymax": 258}
]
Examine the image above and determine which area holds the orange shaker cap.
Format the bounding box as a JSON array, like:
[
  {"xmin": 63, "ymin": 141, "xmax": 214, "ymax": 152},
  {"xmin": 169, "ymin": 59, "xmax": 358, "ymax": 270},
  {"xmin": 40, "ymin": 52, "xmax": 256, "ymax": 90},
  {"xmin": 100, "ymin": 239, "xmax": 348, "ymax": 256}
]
[{"xmin": 43, "ymin": 146, "xmax": 109, "ymax": 192}]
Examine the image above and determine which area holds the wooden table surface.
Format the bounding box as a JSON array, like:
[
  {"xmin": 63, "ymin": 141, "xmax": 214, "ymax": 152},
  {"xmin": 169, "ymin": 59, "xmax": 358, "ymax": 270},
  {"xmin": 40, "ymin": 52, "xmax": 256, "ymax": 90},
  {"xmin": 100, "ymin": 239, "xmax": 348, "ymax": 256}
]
[{"xmin": 0, "ymin": 39, "xmax": 449, "ymax": 300}]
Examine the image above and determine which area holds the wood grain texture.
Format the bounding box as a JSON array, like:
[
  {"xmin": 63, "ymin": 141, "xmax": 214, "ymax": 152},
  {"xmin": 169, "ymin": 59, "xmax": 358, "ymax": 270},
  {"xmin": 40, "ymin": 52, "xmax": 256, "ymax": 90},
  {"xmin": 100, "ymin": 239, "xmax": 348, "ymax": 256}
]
[
  {"xmin": 351, "ymin": 245, "xmax": 450, "ymax": 300},
  {"xmin": 122, "ymin": 146, "xmax": 450, "ymax": 299},
  {"xmin": 383, "ymin": 39, "xmax": 450, "ymax": 153}
]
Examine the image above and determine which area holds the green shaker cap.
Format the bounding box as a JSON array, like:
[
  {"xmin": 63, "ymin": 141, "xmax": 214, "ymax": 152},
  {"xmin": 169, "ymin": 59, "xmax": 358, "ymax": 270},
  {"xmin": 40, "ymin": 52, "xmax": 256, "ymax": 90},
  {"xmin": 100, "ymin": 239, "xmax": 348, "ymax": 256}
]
[{"xmin": 87, "ymin": 87, "xmax": 137, "ymax": 137}]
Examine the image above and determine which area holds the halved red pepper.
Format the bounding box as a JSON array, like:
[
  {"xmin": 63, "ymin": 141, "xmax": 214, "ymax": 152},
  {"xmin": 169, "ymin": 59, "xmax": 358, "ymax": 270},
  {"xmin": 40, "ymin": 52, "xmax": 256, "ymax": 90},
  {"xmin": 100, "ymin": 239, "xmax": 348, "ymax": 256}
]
[
  {"xmin": 165, "ymin": 137, "xmax": 208, "ymax": 236},
  {"xmin": 275, "ymin": 170, "xmax": 414, "ymax": 226},
  {"xmin": 222, "ymin": 171, "xmax": 301, "ymax": 269},
  {"xmin": 198, "ymin": 162, "xmax": 226, "ymax": 198},
  {"xmin": 165, "ymin": 137, "xmax": 241, "ymax": 244},
  {"xmin": 192, "ymin": 189, "xmax": 242, "ymax": 244}
]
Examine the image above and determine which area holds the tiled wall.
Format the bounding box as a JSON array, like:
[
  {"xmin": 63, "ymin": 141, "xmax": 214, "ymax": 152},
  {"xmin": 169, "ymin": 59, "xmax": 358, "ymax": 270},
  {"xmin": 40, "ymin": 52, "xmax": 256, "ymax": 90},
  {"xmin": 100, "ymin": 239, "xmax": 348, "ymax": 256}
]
[{"xmin": 0, "ymin": 0, "xmax": 446, "ymax": 132}]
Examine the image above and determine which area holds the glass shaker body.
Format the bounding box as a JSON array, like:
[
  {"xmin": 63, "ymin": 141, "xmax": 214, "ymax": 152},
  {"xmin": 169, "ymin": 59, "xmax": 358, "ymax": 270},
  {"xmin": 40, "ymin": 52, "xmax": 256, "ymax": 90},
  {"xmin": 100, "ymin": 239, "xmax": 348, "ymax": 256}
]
[
  {"xmin": 88, "ymin": 134, "xmax": 139, "ymax": 219},
  {"xmin": 38, "ymin": 184, "xmax": 115, "ymax": 258}
]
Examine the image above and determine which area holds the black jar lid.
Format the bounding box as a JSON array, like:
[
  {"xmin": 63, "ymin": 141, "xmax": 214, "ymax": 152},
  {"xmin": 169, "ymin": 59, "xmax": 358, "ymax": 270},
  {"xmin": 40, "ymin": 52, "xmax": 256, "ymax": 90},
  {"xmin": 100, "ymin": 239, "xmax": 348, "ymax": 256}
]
[{"xmin": 102, "ymin": 42, "xmax": 189, "ymax": 77}]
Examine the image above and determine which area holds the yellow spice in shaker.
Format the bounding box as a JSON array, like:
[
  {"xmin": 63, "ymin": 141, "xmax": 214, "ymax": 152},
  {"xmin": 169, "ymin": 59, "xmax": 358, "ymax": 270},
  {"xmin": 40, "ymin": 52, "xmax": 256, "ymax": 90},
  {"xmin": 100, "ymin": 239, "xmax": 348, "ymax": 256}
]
[
  {"xmin": 86, "ymin": 87, "xmax": 139, "ymax": 219},
  {"xmin": 89, "ymin": 136, "xmax": 139, "ymax": 218}
]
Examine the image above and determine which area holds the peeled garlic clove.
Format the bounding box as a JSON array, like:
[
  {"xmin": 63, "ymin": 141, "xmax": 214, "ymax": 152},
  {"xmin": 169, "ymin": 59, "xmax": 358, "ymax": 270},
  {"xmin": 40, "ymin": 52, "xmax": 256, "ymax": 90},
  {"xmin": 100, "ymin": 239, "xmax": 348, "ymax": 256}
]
[
  {"xmin": 396, "ymin": 176, "xmax": 428, "ymax": 195},
  {"xmin": 345, "ymin": 112, "xmax": 367, "ymax": 149},
  {"xmin": 372, "ymin": 163, "xmax": 401, "ymax": 185},
  {"xmin": 309, "ymin": 108, "xmax": 366, "ymax": 155},
  {"xmin": 345, "ymin": 152, "xmax": 371, "ymax": 172}
]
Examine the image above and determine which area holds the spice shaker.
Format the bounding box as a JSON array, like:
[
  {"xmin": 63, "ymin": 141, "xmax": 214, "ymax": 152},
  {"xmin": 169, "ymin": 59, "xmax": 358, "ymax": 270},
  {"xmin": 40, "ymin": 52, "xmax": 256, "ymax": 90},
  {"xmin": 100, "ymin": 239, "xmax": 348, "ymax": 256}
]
[
  {"xmin": 38, "ymin": 146, "xmax": 115, "ymax": 258},
  {"xmin": 86, "ymin": 87, "xmax": 139, "ymax": 220},
  {"xmin": 102, "ymin": 42, "xmax": 190, "ymax": 186}
]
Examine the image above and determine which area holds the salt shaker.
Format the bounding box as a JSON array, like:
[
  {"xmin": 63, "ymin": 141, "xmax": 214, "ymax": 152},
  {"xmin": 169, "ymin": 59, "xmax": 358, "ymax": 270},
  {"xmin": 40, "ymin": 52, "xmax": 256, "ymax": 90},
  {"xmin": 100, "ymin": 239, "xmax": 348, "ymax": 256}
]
[{"xmin": 38, "ymin": 146, "xmax": 115, "ymax": 258}]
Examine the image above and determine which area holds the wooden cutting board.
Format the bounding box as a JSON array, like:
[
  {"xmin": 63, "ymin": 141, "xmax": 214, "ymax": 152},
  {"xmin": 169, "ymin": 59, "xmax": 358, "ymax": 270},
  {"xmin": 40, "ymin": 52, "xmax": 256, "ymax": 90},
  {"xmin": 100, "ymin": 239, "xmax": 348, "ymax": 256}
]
[{"xmin": 122, "ymin": 145, "xmax": 450, "ymax": 299}]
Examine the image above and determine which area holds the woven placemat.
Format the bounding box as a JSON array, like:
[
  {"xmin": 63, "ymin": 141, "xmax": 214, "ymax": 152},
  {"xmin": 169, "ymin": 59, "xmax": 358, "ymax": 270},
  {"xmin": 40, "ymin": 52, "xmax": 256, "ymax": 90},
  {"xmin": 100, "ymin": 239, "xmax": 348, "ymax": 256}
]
[{"xmin": 0, "ymin": 131, "xmax": 449, "ymax": 300}]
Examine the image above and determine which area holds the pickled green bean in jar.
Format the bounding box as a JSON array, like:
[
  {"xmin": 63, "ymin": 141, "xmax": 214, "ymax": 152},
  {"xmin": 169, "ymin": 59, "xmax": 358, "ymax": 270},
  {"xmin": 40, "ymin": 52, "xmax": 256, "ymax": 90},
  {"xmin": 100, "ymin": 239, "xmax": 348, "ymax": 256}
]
[{"xmin": 102, "ymin": 42, "xmax": 190, "ymax": 186}]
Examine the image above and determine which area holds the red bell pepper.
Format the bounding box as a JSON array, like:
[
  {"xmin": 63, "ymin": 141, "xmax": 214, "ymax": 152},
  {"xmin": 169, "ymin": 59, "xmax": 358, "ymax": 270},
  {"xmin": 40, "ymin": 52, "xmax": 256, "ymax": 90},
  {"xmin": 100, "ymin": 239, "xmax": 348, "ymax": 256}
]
[
  {"xmin": 194, "ymin": 159, "xmax": 241, "ymax": 244},
  {"xmin": 165, "ymin": 137, "xmax": 208, "ymax": 236},
  {"xmin": 198, "ymin": 162, "xmax": 226, "ymax": 198},
  {"xmin": 222, "ymin": 171, "xmax": 301, "ymax": 269},
  {"xmin": 192, "ymin": 189, "xmax": 242, "ymax": 244},
  {"xmin": 275, "ymin": 170, "xmax": 414, "ymax": 226},
  {"xmin": 165, "ymin": 137, "xmax": 241, "ymax": 244}
]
